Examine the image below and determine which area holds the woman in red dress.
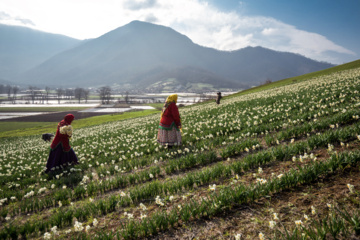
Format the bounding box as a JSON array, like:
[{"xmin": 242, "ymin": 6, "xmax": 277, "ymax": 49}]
[
  {"xmin": 45, "ymin": 114, "xmax": 78, "ymax": 173},
  {"xmin": 157, "ymin": 94, "xmax": 182, "ymax": 147}
]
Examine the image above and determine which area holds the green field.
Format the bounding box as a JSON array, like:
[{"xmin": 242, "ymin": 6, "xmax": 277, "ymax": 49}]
[
  {"xmin": 0, "ymin": 122, "xmax": 56, "ymax": 133},
  {"xmin": 0, "ymin": 109, "xmax": 159, "ymax": 138}
]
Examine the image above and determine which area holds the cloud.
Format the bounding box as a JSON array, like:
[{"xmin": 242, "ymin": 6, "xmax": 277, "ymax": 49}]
[
  {"xmin": 0, "ymin": 10, "xmax": 35, "ymax": 27},
  {"xmin": 123, "ymin": 0, "xmax": 158, "ymax": 10},
  {"xmin": 257, "ymin": 22, "xmax": 355, "ymax": 62},
  {"xmin": 141, "ymin": 0, "xmax": 354, "ymax": 64}
]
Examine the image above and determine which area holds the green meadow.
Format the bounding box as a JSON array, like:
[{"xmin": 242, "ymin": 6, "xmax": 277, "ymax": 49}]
[{"xmin": 0, "ymin": 109, "xmax": 159, "ymax": 138}]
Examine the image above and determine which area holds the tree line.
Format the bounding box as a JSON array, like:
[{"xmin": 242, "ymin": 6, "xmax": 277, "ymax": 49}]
[{"xmin": 0, "ymin": 85, "xmax": 91, "ymax": 104}]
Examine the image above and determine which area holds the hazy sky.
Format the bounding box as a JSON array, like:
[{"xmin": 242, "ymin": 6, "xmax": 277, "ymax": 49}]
[{"xmin": 0, "ymin": 0, "xmax": 359, "ymax": 64}]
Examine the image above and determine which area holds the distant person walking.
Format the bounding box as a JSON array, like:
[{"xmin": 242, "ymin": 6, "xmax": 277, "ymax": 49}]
[
  {"xmin": 216, "ymin": 91, "xmax": 222, "ymax": 104},
  {"xmin": 157, "ymin": 94, "xmax": 182, "ymax": 148},
  {"xmin": 45, "ymin": 114, "xmax": 78, "ymax": 173}
]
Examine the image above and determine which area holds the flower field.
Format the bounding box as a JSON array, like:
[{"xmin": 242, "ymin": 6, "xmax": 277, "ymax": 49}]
[{"xmin": 1, "ymin": 67, "xmax": 360, "ymax": 239}]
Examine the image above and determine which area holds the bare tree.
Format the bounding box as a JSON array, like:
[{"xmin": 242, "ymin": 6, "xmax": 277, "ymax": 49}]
[
  {"xmin": 45, "ymin": 87, "xmax": 51, "ymax": 104},
  {"xmin": 65, "ymin": 88, "xmax": 74, "ymax": 100},
  {"xmin": 28, "ymin": 86, "xmax": 38, "ymax": 104},
  {"xmin": 6, "ymin": 85, "xmax": 12, "ymax": 101},
  {"xmin": 99, "ymin": 86, "xmax": 111, "ymax": 104},
  {"xmin": 56, "ymin": 88, "xmax": 64, "ymax": 104},
  {"xmin": 105, "ymin": 87, "xmax": 112, "ymax": 104},
  {"xmin": 74, "ymin": 88, "xmax": 83, "ymax": 104},
  {"xmin": 83, "ymin": 89, "xmax": 90, "ymax": 103},
  {"xmin": 124, "ymin": 91, "xmax": 129, "ymax": 104},
  {"xmin": 12, "ymin": 86, "xmax": 19, "ymax": 104}
]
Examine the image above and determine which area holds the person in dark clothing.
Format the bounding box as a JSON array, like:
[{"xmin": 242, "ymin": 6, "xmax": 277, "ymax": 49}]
[
  {"xmin": 45, "ymin": 114, "xmax": 78, "ymax": 173},
  {"xmin": 216, "ymin": 92, "xmax": 222, "ymax": 104}
]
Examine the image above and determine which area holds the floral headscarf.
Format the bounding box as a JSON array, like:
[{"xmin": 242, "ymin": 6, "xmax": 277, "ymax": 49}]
[{"xmin": 165, "ymin": 94, "xmax": 178, "ymax": 104}]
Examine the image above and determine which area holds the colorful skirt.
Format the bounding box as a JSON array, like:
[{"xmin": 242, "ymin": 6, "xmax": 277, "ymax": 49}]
[
  {"xmin": 157, "ymin": 127, "xmax": 182, "ymax": 146},
  {"xmin": 45, "ymin": 144, "xmax": 79, "ymax": 173}
]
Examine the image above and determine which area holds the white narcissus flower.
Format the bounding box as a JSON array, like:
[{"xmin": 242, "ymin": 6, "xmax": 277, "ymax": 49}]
[
  {"xmin": 347, "ymin": 184, "xmax": 355, "ymax": 193},
  {"xmin": 295, "ymin": 220, "xmax": 303, "ymax": 226},
  {"xmin": 235, "ymin": 233, "xmax": 242, "ymax": 240},
  {"xmin": 209, "ymin": 184, "xmax": 216, "ymax": 191},
  {"xmin": 269, "ymin": 220, "xmax": 276, "ymax": 229},
  {"xmin": 259, "ymin": 232, "xmax": 265, "ymax": 240},
  {"xmin": 140, "ymin": 203, "xmax": 147, "ymax": 211},
  {"xmin": 74, "ymin": 221, "xmax": 84, "ymax": 232},
  {"xmin": 155, "ymin": 196, "xmax": 164, "ymax": 206},
  {"xmin": 60, "ymin": 125, "xmax": 73, "ymax": 136},
  {"xmin": 93, "ymin": 218, "xmax": 98, "ymax": 227},
  {"xmin": 311, "ymin": 206, "xmax": 316, "ymax": 215},
  {"xmin": 44, "ymin": 232, "xmax": 51, "ymax": 240}
]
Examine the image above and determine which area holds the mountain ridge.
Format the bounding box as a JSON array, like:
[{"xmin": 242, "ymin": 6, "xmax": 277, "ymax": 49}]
[
  {"xmin": 0, "ymin": 24, "xmax": 81, "ymax": 81},
  {"xmin": 3, "ymin": 21, "xmax": 334, "ymax": 91}
]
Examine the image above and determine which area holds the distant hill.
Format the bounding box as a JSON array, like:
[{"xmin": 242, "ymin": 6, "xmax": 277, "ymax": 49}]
[
  {"xmin": 0, "ymin": 24, "xmax": 80, "ymax": 82},
  {"xmin": 11, "ymin": 21, "xmax": 334, "ymax": 91}
]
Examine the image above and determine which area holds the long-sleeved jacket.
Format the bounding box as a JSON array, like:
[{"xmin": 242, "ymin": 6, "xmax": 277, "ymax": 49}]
[
  {"xmin": 159, "ymin": 102, "xmax": 181, "ymax": 130},
  {"xmin": 50, "ymin": 114, "xmax": 74, "ymax": 152}
]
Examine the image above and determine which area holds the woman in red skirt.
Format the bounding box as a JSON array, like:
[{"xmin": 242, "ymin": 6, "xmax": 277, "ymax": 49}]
[
  {"xmin": 45, "ymin": 114, "xmax": 78, "ymax": 173},
  {"xmin": 157, "ymin": 94, "xmax": 182, "ymax": 147}
]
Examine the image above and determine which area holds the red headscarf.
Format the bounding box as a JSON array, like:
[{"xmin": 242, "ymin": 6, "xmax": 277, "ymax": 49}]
[{"xmin": 63, "ymin": 114, "xmax": 75, "ymax": 125}]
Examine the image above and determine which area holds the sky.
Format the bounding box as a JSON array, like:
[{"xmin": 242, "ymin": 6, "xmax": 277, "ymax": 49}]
[{"xmin": 0, "ymin": 0, "xmax": 359, "ymax": 64}]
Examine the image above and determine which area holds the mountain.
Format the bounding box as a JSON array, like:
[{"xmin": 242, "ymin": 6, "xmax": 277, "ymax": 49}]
[
  {"xmin": 0, "ymin": 24, "xmax": 80, "ymax": 82},
  {"xmin": 14, "ymin": 21, "xmax": 334, "ymax": 91}
]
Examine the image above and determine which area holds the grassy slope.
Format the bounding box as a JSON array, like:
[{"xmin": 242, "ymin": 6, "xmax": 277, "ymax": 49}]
[{"xmin": 229, "ymin": 59, "xmax": 360, "ymax": 98}]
